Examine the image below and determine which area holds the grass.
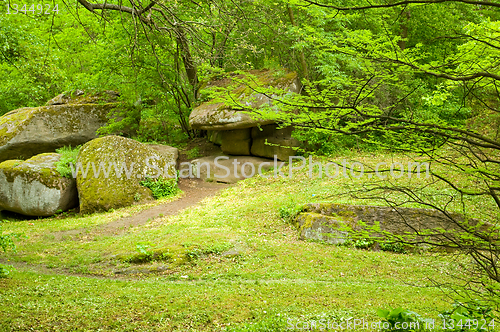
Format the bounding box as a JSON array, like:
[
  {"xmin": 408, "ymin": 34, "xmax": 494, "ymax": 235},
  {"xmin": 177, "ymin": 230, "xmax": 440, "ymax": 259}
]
[{"xmin": 0, "ymin": 151, "xmax": 497, "ymax": 331}]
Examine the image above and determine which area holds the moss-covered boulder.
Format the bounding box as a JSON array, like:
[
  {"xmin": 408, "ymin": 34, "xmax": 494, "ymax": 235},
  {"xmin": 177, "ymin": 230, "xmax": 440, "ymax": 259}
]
[
  {"xmin": 189, "ymin": 69, "xmax": 300, "ymax": 130},
  {"xmin": 0, "ymin": 153, "xmax": 78, "ymax": 216},
  {"xmin": 76, "ymin": 136, "xmax": 177, "ymax": 214},
  {"xmin": 0, "ymin": 91, "xmax": 120, "ymax": 163},
  {"xmin": 294, "ymin": 203, "xmax": 495, "ymax": 245}
]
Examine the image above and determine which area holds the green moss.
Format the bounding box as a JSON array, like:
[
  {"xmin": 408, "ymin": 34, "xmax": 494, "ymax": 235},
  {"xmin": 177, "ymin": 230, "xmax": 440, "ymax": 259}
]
[
  {"xmin": 77, "ymin": 136, "xmax": 178, "ymax": 214},
  {"xmin": 0, "ymin": 108, "xmax": 36, "ymax": 145},
  {"xmin": 0, "ymin": 99, "xmax": 119, "ymax": 147},
  {"xmin": 0, "ymin": 153, "xmax": 68, "ymax": 189}
]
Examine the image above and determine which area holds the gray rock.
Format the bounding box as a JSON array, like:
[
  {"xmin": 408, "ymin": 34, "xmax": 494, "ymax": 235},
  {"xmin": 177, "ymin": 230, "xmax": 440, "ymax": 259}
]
[
  {"xmin": 220, "ymin": 129, "xmax": 252, "ymax": 155},
  {"xmin": 147, "ymin": 144, "xmax": 179, "ymax": 166},
  {"xmin": 0, "ymin": 92, "xmax": 120, "ymax": 163},
  {"xmin": 189, "ymin": 69, "xmax": 300, "ymax": 130},
  {"xmin": 76, "ymin": 136, "xmax": 178, "ymax": 214},
  {"xmin": 294, "ymin": 203, "xmax": 494, "ymax": 244},
  {"xmin": 183, "ymin": 155, "xmax": 274, "ymax": 183},
  {"xmin": 207, "ymin": 130, "xmax": 223, "ymax": 146},
  {"xmin": 0, "ymin": 153, "xmax": 78, "ymax": 217}
]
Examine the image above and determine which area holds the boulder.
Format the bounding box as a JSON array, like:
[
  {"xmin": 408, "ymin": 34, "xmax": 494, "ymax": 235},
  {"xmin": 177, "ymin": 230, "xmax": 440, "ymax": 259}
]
[
  {"xmin": 294, "ymin": 203, "xmax": 495, "ymax": 244},
  {"xmin": 0, "ymin": 91, "xmax": 120, "ymax": 163},
  {"xmin": 251, "ymin": 124, "xmax": 300, "ymax": 161},
  {"xmin": 220, "ymin": 129, "xmax": 252, "ymax": 155},
  {"xmin": 147, "ymin": 144, "xmax": 179, "ymax": 166},
  {"xmin": 46, "ymin": 90, "xmax": 120, "ymax": 106},
  {"xmin": 0, "ymin": 153, "xmax": 78, "ymax": 217},
  {"xmin": 76, "ymin": 136, "xmax": 177, "ymax": 214},
  {"xmin": 183, "ymin": 155, "xmax": 274, "ymax": 183},
  {"xmin": 189, "ymin": 69, "xmax": 300, "ymax": 130},
  {"xmin": 207, "ymin": 130, "xmax": 223, "ymax": 146}
]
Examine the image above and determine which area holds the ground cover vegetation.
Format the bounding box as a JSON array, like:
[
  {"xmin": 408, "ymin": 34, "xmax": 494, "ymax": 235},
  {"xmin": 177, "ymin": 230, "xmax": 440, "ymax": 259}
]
[{"xmin": 0, "ymin": 0, "xmax": 499, "ymax": 330}]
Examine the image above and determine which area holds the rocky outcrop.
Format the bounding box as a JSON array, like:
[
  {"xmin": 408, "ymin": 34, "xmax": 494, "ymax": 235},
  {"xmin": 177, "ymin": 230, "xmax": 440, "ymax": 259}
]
[
  {"xmin": 294, "ymin": 203, "xmax": 494, "ymax": 244},
  {"xmin": 220, "ymin": 129, "xmax": 252, "ymax": 155},
  {"xmin": 76, "ymin": 136, "xmax": 178, "ymax": 214},
  {"xmin": 189, "ymin": 70, "xmax": 301, "ymax": 161},
  {"xmin": 0, "ymin": 153, "xmax": 78, "ymax": 217},
  {"xmin": 0, "ymin": 91, "xmax": 120, "ymax": 163},
  {"xmin": 189, "ymin": 70, "xmax": 299, "ymax": 131}
]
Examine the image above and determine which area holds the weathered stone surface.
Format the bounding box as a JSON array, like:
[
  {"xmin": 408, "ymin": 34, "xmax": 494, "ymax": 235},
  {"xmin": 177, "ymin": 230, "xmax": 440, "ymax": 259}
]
[
  {"xmin": 295, "ymin": 212, "xmax": 349, "ymax": 244},
  {"xmin": 220, "ymin": 129, "xmax": 252, "ymax": 155},
  {"xmin": 207, "ymin": 130, "xmax": 223, "ymax": 146},
  {"xmin": 46, "ymin": 90, "xmax": 119, "ymax": 106},
  {"xmin": 76, "ymin": 136, "xmax": 177, "ymax": 214},
  {"xmin": 182, "ymin": 155, "xmax": 273, "ymax": 183},
  {"xmin": 0, "ymin": 91, "xmax": 120, "ymax": 163},
  {"xmin": 147, "ymin": 144, "xmax": 179, "ymax": 166},
  {"xmin": 0, "ymin": 153, "xmax": 78, "ymax": 217},
  {"xmin": 189, "ymin": 69, "xmax": 300, "ymax": 130},
  {"xmin": 251, "ymin": 124, "xmax": 300, "ymax": 161},
  {"xmin": 294, "ymin": 203, "xmax": 494, "ymax": 243}
]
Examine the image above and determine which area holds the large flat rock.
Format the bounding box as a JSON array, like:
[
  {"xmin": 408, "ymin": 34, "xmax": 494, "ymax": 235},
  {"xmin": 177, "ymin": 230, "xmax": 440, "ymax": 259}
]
[
  {"xmin": 182, "ymin": 155, "xmax": 274, "ymax": 183},
  {"xmin": 189, "ymin": 69, "xmax": 300, "ymax": 130},
  {"xmin": 0, "ymin": 91, "xmax": 120, "ymax": 163}
]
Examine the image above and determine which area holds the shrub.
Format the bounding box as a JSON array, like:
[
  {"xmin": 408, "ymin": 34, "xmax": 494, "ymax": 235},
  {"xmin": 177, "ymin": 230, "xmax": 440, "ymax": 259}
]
[
  {"xmin": 139, "ymin": 177, "xmax": 179, "ymax": 199},
  {"xmin": 0, "ymin": 264, "xmax": 14, "ymax": 278},
  {"xmin": 0, "ymin": 221, "xmax": 19, "ymax": 253},
  {"xmin": 54, "ymin": 145, "xmax": 80, "ymax": 178},
  {"xmin": 377, "ymin": 307, "xmax": 425, "ymax": 331}
]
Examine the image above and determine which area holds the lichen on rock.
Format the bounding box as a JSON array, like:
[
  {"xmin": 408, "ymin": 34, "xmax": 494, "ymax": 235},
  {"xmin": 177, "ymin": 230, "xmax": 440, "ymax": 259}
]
[
  {"xmin": 0, "ymin": 91, "xmax": 121, "ymax": 163},
  {"xmin": 76, "ymin": 135, "xmax": 178, "ymax": 214},
  {"xmin": 189, "ymin": 69, "xmax": 300, "ymax": 131},
  {"xmin": 0, "ymin": 153, "xmax": 78, "ymax": 216}
]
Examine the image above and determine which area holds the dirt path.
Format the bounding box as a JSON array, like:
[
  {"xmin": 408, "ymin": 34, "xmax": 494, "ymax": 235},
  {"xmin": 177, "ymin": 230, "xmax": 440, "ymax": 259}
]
[
  {"xmin": 101, "ymin": 178, "xmax": 229, "ymax": 234},
  {"xmin": 52, "ymin": 178, "xmax": 229, "ymax": 240}
]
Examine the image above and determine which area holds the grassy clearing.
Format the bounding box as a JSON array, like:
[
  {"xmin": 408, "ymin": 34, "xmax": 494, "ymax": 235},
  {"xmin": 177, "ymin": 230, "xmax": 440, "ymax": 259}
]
[{"xmin": 0, "ymin": 152, "xmax": 496, "ymax": 331}]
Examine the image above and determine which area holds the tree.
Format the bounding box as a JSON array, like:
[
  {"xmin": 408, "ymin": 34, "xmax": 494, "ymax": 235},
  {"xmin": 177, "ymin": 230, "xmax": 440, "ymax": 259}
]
[
  {"xmin": 199, "ymin": 0, "xmax": 500, "ymax": 311},
  {"xmin": 263, "ymin": 0, "xmax": 499, "ymax": 310}
]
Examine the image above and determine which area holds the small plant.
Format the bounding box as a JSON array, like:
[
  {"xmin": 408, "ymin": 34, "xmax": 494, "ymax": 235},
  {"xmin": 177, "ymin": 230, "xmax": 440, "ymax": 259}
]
[
  {"xmin": 0, "ymin": 220, "xmax": 22, "ymax": 253},
  {"xmin": 0, "ymin": 264, "xmax": 13, "ymax": 278},
  {"xmin": 377, "ymin": 307, "xmax": 425, "ymax": 331},
  {"xmin": 439, "ymin": 300, "xmax": 496, "ymax": 331},
  {"xmin": 140, "ymin": 177, "xmax": 179, "ymax": 199},
  {"xmin": 185, "ymin": 147, "xmax": 201, "ymax": 159},
  {"xmin": 352, "ymin": 238, "xmax": 374, "ymax": 250},
  {"xmin": 278, "ymin": 203, "xmax": 303, "ymax": 223},
  {"xmin": 54, "ymin": 145, "xmax": 81, "ymax": 178},
  {"xmin": 380, "ymin": 242, "xmax": 407, "ymax": 254},
  {"xmin": 133, "ymin": 193, "xmax": 142, "ymax": 201}
]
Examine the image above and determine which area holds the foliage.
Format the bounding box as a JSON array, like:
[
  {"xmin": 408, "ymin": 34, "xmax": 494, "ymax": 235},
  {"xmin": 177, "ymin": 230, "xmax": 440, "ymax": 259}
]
[
  {"xmin": 380, "ymin": 242, "xmax": 407, "ymax": 254},
  {"xmin": 0, "ymin": 264, "xmax": 13, "ymax": 278},
  {"xmin": 139, "ymin": 177, "xmax": 179, "ymax": 199},
  {"xmin": 54, "ymin": 146, "xmax": 80, "ymax": 178},
  {"xmin": 278, "ymin": 202, "xmax": 303, "ymax": 223},
  {"xmin": 0, "ymin": 221, "xmax": 20, "ymax": 253},
  {"xmin": 185, "ymin": 147, "xmax": 201, "ymax": 159},
  {"xmin": 438, "ymin": 301, "xmax": 496, "ymax": 332},
  {"xmin": 377, "ymin": 307, "xmax": 425, "ymax": 331}
]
